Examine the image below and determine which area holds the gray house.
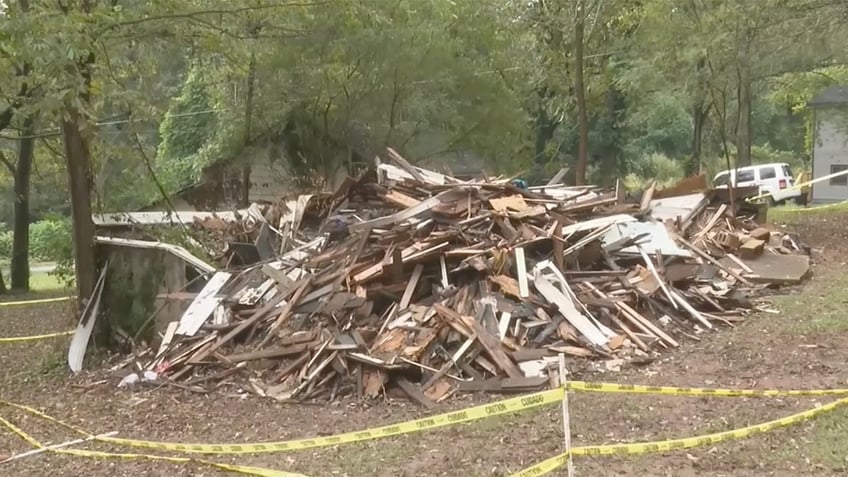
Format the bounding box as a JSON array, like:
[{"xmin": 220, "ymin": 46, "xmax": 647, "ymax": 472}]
[{"xmin": 809, "ymin": 86, "xmax": 848, "ymax": 203}]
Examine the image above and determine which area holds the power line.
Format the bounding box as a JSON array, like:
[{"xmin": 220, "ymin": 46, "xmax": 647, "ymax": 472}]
[{"xmin": 0, "ymin": 108, "xmax": 227, "ymax": 140}]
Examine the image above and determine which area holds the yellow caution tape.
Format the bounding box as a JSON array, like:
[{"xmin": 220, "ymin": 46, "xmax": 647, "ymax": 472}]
[
  {"xmin": 0, "ymin": 415, "xmax": 307, "ymax": 477},
  {"xmin": 567, "ymin": 380, "xmax": 848, "ymax": 397},
  {"xmin": 6, "ymin": 379, "xmax": 848, "ymax": 460},
  {"xmin": 7, "ymin": 379, "xmax": 848, "ymax": 456},
  {"xmin": 771, "ymin": 200, "xmax": 848, "ymax": 213},
  {"xmin": 0, "ymin": 330, "xmax": 74, "ymax": 343},
  {"xmin": 3, "ymin": 389, "xmax": 563, "ymax": 455},
  {"xmin": 509, "ymin": 396, "xmax": 848, "ymax": 477},
  {"xmin": 0, "ymin": 296, "xmax": 73, "ymax": 307}
]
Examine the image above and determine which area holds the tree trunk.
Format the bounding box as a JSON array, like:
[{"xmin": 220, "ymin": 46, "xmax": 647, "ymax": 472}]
[
  {"xmin": 240, "ymin": 52, "xmax": 257, "ymax": 207},
  {"xmin": 573, "ymin": 12, "xmax": 589, "ymax": 186},
  {"xmin": 10, "ymin": 119, "xmax": 35, "ymax": 291},
  {"xmin": 735, "ymin": 66, "xmax": 753, "ymax": 167},
  {"xmin": 533, "ymin": 102, "xmax": 558, "ymax": 166},
  {"xmin": 62, "ymin": 107, "xmax": 97, "ymax": 302},
  {"xmin": 690, "ymin": 102, "xmax": 707, "ymax": 175}
]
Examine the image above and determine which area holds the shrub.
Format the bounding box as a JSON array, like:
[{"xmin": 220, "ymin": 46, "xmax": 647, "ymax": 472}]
[
  {"xmin": 0, "ymin": 230, "xmax": 10, "ymax": 260},
  {"xmin": 625, "ymin": 152, "xmax": 685, "ymax": 190},
  {"xmin": 30, "ymin": 217, "xmax": 73, "ymax": 263},
  {"xmin": 0, "ymin": 218, "xmax": 74, "ymax": 286}
]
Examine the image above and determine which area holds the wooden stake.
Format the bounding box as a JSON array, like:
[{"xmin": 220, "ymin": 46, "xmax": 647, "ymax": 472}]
[{"xmin": 558, "ymin": 354, "xmax": 575, "ymax": 477}]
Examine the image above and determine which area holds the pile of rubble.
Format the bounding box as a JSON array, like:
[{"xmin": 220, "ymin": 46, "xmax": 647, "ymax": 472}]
[{"xmin": 130, "ymin": 150, "xmax": 811, "ymax": 405}]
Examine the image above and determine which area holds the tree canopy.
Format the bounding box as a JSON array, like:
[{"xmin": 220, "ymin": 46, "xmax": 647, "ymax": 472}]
[{"xmin": 0, "ymin": 0, "xmax": 847, "ymax": 292}]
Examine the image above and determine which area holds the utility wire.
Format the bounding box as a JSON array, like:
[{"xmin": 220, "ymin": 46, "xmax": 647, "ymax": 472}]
[{"xmin": 0, "ymin": 108, "xmax": 226, "ymax": 140}]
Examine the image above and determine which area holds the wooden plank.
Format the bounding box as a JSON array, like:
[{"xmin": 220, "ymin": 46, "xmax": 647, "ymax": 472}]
[
  {"xmin": 384, "ymin": 190, "xmax": 421, "ymax": 209},
  {"xmin": 350, "ymin": 188, "xmax": 466, "ymax": 232},
  {"xmin": 726, "ymin": 253, "xmax": 754, "ymax": 273},
  {"xmin": 669, "ymin": 289, "xmax": 713, "ymax": 329},
  {"xmin": 515, "ymin": 247, "xmax": 529, "ymax": 298},
  {"xmin": 596, "ymin": 307, "xmax": 649, "ymax": 352},
  {"xmin": 399, "ymin": 264, "xmax": 424, "ymax": 309},
  {"xmin": 740, "ymin": 239, "xmax": 765, "ymax": 259},
  {"xmin": 434, "ymin": 304, "xmax": 523, "ymax": 378},
  {"xmin": 583, "ymin": 282, "xmax": 666, "ymax": 347},
  {"xmin": 640, "ymin": 181, "xmax": 656, "ymax": 213},
  {"xmin": 396, "ymin": 377, "xmax": 436, "ymax": 409},
  {"xmin": 532, "ymin": 272, "xmax": 609, "ymax": 347},
  {"xmin": 511, "ymin": 348, "xmax": 552, "ymax": 361},
  {"xmin": 260, "ymin": 276, "xmax": 315, "ymax": 347},
  {"xmin": 617, "ymin": 301, "xmax": 680, "ymax": 347},
  {"xmin": 467, "ymin": 316, "xmax": 527, "ymax": 379},
  {"xmin": 547, "ymin": 167, "xmax": 568, "ymax": 186},
  {"xmin": 489, "ymin": 275, "xmax": 522, "ymax": 299},
  {"xmin": 552, "ymin": 220, "xmax": 565, "ymax": 273},
  {"xmin": 457, "ymin": 377, "xmax": 548, "ymax": 393},
  {"xmin": 353, "ymin": 241, "xmax": 449, "ymax": 283},
  {"xmin": 675, "ymin": 235, "xmax": 753, "ymax": 286},
  {"xmin": 262, "ymin": 264, "xmax": 295, "ymax": 292},
  {"xmin": 490, "ymin": 195, "xmax": 530, "ymax": 212},
  {"xmin": 386, "ymin": 147, "xmax": 428, "ymax": 184},
  {"xmin": 639, "ymin": 247, "xmax": 677, "ymax": 308},
  {"xmin": 497, "ymin": 312, "xmax": 512, "ymax": 341},
  {"xmin": 154, "ymin": 321, "xmax": 178, "ymax": 361},
  {"xmin": 176, "ymin": 272, "xmax": 232, "ymax": 336},
  {"xmin": 440, "ymin": 256, "xmax": 450, "ymax": 289},
  {"xmin": 225, "ymin": 343, "xmax": 311, "ymax": 363}
]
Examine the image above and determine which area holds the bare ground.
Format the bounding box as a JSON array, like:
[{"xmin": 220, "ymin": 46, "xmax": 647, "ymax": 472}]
[{"xmin": 2, "ymin": 210, "xmax": 848, "ymax": 477}]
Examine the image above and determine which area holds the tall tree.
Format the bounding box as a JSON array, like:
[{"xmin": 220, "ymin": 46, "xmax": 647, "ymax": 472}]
[{"xmin": 0, "ymin": 0, "xmax": 36, "ymax": 291}]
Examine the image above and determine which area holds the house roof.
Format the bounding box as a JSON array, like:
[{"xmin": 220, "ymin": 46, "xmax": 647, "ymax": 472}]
[{"xmin": 808, "ymin": 86, "xmax": 848, "ymax": 107}]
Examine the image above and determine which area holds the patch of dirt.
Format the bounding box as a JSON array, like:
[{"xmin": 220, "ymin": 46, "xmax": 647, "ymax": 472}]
[{"xmin": 2, "ymin": 213, "xmax": 848, "ymax": 477}]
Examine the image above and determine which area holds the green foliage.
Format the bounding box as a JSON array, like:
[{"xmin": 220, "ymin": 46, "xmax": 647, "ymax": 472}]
[
  {"xmin": 29, "ymin": 218, "xmax": 72, "ymax": 263},
  {"xmin": 624, "ymin": 153, "xmax": 685, "ymax": 190},
  {"xmin": 622, "ymin": 91, "xmax": 692, "ymax": 162},
  {"xmin": 156, "ymin": 65, "xmax": 219, "ymax": 191},
  {"xmin": 0, "ymin": 217, "xmax": 74, "ymax": 287},
  {"xmin": 0, "ymin": 230, "xmax": 10, "ymax": 259},
  {"xmin": 0, "ymin": 0, "xmax": 845, "ymax": 241},
  {"xmin": 32, "ymin": 217, "xmax": 75, "ymax": 287}
]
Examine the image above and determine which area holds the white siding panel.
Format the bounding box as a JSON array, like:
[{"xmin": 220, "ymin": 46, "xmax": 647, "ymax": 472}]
[{"xmin": 812, "ymin": 111, "xmax": 848, "ymax": 202}]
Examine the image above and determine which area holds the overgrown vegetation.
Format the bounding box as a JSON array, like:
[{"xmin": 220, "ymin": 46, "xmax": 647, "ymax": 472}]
[
  {"xmin": 0, "ymin": 217, "xmax": 74, "ymax": 286},
  {"xmin": 0, "ymin": 1, "xmax": 846, "ymax": 297}
]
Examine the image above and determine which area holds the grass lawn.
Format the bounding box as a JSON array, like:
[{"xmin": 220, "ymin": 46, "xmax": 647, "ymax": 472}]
[
  {"xmin": 0, "ymin": 265, "xmax": 69, "ymax": 294},
  {"xmin": 28, "ymin": 270, "xmax": 69, "ymax": 292},
  {"xmin": 769, "ymin": 200, "xmax": 848, "ymax": 223}
]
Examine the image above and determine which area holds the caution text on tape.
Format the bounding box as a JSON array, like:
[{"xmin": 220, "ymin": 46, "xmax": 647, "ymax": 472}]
[
  {"xmin": 5, "ymin": 379, "xmax": 848, "ymax": 457},
  {"xmin": 566, "ymin": 380, "xmax": 848, "ymax": 397},
  {"xmin": 508, "ymin": 396, "xmax": 848, "ymax": 477},
  {"xmin": 0, "ymin": 415, "xmax": 306, "ymax": 477},
  {"xmin": 3, "ymin": 388, "xmax": 563, "ymax": 454}
]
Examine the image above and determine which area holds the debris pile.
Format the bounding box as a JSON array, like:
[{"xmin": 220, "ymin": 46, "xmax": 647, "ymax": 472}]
[{"xmin": 139, "ymin": 150, "xmax": 811, "ymax": 404}]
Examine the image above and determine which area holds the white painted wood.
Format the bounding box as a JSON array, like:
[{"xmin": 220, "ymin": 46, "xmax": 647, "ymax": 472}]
[
  {"xmin": 812, "ymin": 110, "xmax": 848, "ymax": 202},
  {"xmin": 68, "ymin": 266, "xmax": 108, "ymax": 373},
  {"xmin": 498, "ymin": 312, "xmax": 512, "ymax": 341},
  {"xmin": 93, "ymin": 210, "xmax": 251, "ymax": 227},
  {"xmin": 533, "ymin": 272, "xmax": 609, "ymax": 347},
  {"xmin": 175, "ymin": 272, "xmax": 232, "ymax": 336},
  {"xmin": 515, "ymin": 247, "xmax": 529, "ymax": 298},
  {"xmin": 94, "ymin": 236, "xmax": 215, "ymax": 273}
]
